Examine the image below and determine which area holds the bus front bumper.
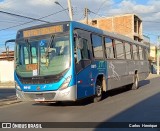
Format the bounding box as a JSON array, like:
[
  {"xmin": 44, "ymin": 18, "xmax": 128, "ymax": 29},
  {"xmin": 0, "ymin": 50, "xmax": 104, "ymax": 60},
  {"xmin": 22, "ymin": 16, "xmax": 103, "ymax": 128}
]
[{"xmin": 16, "ymin": 86, "xmax": 77, "ymax": 102}]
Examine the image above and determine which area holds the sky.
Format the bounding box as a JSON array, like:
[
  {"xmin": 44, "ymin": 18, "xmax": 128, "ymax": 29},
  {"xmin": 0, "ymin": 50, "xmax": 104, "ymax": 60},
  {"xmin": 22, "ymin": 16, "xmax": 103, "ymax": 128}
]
[{"xmin": 0, "ymin": 0, "xmax": 160, "ymax": 52}]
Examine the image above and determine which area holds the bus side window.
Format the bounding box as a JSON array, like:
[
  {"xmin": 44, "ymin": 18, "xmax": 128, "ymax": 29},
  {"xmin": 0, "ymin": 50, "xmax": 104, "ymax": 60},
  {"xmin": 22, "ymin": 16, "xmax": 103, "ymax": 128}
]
[
  {"xmin": 81, "ymin": 38, "xmax": 90, "ymax": 60},
  {"xmin": 105, "ymin": 37, "xmax": 114, "ymax": 59},
  {"xmin": 133, "ymin": 44, "xmax": 138, "ymax": 60},
  {"xmin": 139, "ymin": 46, "xmax": 144, "ymax": 60},
  {"xmin": 115, "ymin": 40, "xmax": 125, "ymax": 59},
  {"xmin": 125, "ymin": 43, "xmax": 132, "ymax": 60},
  {"xmin": 74, "ymin": 37, "xmax": 90, "ymax": 62},
  {"xmin": 92, "ymin": 34, "xmax": 103, "ymax": 58},
  {"xmin": 144, "ymin": 47, "xmax": 149, "ymax": 60}
]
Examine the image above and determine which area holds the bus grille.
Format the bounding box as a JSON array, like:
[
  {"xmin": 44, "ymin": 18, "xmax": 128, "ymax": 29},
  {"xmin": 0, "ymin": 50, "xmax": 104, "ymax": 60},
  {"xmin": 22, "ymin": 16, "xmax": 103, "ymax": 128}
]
[{"xmin": 24, "ymin": 92, "xmax": 56, "ymax": 101}]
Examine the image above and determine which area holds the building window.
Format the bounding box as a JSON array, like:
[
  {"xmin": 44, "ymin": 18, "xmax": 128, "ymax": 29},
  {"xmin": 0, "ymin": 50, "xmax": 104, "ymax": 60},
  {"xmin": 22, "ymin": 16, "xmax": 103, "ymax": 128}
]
[
  {"xmin": 105, "ymin": 37, "xmax": 114, "ymax": 59},
  {"xmin": 92, "ymin": 34, "xmax": 103, "ymax": 58},
  {"xmin": 92, "ymin": 20, "xmax": 97, "ymax": 25},
  {"xmin": 134, "ymin": 20, "xmax": 137, "ymax": 33},
  {"xmin": 133, "ymin": 44, "xmax": 138, "ymax": 60},
  {"xmin": 115, "ymin": 40, "xmax": 125, "ymax": 59},
  {"xmin": 125, "ymin": 43, "xmax": 132, "ymax": 60}
]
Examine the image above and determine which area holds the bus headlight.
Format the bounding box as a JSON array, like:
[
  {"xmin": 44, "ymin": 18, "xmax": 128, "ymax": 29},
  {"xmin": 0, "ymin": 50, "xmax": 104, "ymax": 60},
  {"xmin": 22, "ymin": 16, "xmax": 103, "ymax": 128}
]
[
  {"xmin": 15, "ymin": 82, "xmax": 21, "ymax": 91},
  {"xmin": 59, "ymin": 76, "xmax": 71, "ymax": 90}
]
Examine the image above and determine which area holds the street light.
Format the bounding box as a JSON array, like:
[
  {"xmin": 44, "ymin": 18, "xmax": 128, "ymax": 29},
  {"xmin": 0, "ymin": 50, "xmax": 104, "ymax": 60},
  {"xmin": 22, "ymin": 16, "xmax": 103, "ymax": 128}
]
[{"xmin": 54, "ymin": 1, "xmax": 69, "ymax": 19}]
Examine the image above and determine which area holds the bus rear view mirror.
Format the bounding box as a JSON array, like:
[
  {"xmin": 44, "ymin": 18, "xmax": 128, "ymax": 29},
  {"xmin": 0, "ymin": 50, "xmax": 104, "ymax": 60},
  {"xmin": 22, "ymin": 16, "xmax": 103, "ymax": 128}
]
[{"xmin": 5, "ymin": 39, "xmax": 15, "ymax": 58}]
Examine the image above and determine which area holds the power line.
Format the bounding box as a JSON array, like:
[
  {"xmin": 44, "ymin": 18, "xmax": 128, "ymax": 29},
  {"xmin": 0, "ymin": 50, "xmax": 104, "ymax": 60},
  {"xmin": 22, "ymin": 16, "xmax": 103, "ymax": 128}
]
[
  {"xmin": 0, "ymin": 0, "xmax": 41, "ymax": 18},
  {"xmin": 0, "ymin": 8, "xmax": 68, "ymax": 32},
  {"xmin": 0, "ymin": 10, "xmax": 50, "ymax": 24}
]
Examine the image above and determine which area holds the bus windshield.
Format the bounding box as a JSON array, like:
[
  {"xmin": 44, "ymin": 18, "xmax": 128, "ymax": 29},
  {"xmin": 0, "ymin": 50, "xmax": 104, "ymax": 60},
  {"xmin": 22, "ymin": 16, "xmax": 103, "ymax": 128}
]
[{"xmin": 15, "ymin": 34, "xmax": 70, "ymax": 77}]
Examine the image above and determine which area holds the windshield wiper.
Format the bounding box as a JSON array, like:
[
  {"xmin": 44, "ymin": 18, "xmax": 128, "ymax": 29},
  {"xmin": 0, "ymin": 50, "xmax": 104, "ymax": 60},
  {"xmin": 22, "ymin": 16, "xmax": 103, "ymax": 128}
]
[{"xmin": 45, "ymin": 35, "xmax": 55, "ymax": 57}]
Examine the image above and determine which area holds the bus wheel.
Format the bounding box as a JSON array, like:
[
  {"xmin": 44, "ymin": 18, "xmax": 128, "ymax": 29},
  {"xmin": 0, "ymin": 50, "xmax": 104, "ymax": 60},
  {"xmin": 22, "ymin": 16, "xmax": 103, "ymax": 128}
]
[
  {"xmin": 132, "ymin": 74, "xmax": 139, "ymax": 90},
  {"xmin": 93, "ymin": 80, "xmax": 102, "ymax": 103}
]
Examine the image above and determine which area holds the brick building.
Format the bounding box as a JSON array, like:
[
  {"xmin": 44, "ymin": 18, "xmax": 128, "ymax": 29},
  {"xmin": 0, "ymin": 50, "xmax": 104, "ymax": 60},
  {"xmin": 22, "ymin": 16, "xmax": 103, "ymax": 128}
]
[
  {"xmin": 81, "ymin": 14, "xmax": 143, "ymax": 42},
  {"xmin": 0, "ymin": 51, "xmax": 14, "ymax": 61}
]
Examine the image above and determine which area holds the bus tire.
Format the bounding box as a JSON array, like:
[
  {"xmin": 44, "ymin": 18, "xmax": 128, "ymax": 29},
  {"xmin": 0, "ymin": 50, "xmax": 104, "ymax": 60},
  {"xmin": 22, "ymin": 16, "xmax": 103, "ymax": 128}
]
[
  {"xmin": 132, "ymin": 74, "xmax": 139, "ymax": 90},
  {"xmin": 93, "ymin": 79, "xmax": 102, "ymax": 103}
]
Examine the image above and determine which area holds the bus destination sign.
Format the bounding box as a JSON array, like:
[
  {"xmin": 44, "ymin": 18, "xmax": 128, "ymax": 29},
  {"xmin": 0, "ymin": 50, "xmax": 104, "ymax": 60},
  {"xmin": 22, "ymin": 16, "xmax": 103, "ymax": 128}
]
[{"xmin": 23, "ymin": 25, "xmax": 63, "ymax": 38}]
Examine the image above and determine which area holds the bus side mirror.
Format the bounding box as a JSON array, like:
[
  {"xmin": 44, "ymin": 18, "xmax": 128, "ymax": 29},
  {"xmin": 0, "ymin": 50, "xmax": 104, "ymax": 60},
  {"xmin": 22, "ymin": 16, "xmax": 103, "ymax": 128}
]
[
  {"xmin": 6, "ymin": 46, "xmax": 9, "ymax": 57},
  {"xmin": 5, "ymin": 39, "xmax": 15, "ymax": 59}
]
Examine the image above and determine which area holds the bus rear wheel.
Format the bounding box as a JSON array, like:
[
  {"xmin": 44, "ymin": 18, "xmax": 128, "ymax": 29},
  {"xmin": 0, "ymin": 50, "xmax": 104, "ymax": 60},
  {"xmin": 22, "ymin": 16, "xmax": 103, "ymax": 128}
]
[
  {"xmin": 93, "ymin": 80, "xmax": 102, "ymax": 103},
  {"xmin": 132, "ymin": 74, "xmax": 139, "ymax": 90}
]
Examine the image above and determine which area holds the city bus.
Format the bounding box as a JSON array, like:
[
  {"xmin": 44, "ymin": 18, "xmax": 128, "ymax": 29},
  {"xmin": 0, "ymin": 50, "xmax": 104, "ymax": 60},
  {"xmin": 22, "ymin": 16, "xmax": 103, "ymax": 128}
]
[{"xmin": 12, "ymin": 21, "xmax": 149, "ymax": 103}]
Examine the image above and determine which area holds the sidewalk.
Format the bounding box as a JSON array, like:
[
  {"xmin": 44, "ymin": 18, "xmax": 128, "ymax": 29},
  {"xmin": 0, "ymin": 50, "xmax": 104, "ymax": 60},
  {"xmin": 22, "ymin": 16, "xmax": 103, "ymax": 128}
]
[
  {"xmin": 0, "ymin": 82, "xmax": 14, "ymax": 88},
  {"xmin": 146, "ymin": 73, "xmax": 160, "ymax": 80},
  {"xmin": 0, "ymin": 82, "xmax": 20, "ymax": 106}
]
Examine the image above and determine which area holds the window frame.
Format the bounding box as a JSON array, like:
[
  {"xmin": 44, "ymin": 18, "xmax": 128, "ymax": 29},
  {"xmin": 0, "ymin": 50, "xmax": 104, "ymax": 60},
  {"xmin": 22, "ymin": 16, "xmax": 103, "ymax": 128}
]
[
  {"xmin": 132, "ymin": 44, "xmax": 139, "ymax": 60},
  {"xmin": 114, "ymin": 39, "xmax": 125, "ymax": 60},
  {"xmin": 104, "ymin": 36, "xmax": 115, "ymax": 60},
  {"xmin": 91, "ymin": 33, "xmax": 104, "ymax": 59},
  {"xmin": 138, "ymin": 45, "xmax": 144, "ymax": 60},
  {"xmin": 124, "ymin": 42, "xmax": 132, "ymax": 60}
]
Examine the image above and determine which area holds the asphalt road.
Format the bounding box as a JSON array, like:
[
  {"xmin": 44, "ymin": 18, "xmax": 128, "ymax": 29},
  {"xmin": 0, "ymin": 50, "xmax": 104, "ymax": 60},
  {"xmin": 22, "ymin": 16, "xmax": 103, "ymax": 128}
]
[{"xmin": 0, "ymin": 77, "xmax": 160, "ymax": 130}]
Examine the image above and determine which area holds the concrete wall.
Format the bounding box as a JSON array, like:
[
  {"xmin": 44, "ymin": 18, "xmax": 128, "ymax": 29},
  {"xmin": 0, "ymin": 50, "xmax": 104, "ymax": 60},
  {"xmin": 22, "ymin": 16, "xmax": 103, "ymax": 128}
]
[{"xmin": 0, "ymin": 60, "xmax": 14, "ymax": 83}]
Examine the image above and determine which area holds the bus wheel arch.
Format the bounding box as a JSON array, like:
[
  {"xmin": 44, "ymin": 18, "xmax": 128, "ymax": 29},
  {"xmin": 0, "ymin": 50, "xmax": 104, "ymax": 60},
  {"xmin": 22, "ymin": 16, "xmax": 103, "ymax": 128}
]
[{"xmin": 93, "ymin": 75, "xmax": 106, "ymax": 102}]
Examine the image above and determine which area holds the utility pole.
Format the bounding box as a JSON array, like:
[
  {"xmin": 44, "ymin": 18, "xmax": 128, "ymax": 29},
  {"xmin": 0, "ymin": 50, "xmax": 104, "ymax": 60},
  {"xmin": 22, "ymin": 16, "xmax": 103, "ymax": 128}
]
[
  {"xmin": 67, "ymin": 0, "xmax": 73, "ymax": 21},
  {"xmin": 84, "ymin": 8, "xmax": 89, "ymax": 24},
  {"xmin": 157, "ymin": 36, "xmax": 160, "ymax": 75}
]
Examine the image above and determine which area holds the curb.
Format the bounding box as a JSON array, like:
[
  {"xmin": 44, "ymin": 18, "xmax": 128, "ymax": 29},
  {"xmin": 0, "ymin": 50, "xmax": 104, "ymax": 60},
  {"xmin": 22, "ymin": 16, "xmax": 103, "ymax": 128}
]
[
  {"xmin": 146, "ymin": 74, "xmax": 160, "ymax": 80},
  {"xmin": 0, "ymin": 98, "xmax": 21, "ymax": 107}
]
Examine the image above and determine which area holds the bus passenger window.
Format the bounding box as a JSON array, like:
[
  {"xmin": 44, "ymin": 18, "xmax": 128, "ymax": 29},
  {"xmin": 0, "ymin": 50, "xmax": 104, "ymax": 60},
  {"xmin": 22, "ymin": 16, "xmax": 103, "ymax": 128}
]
[
  {"xmin": 144, "ymin": 48, "xmax": 149, "ymax": 60},
  {"xmin": 133, "ymin": 44, "xmax": 138, "ymax": 60},
  {"xmin": 125, "ymin": 43, "xmax": 132, "ymax": 60},
  {"xmin": 74, "ymin": 37, "xmax": 90, "ymax": 63},
  {"xmin": 139, "ymin": 46, "xmax": 144, "ymax": 60},
  {"xmin": 105, "ymin": 37, "xmax": 114, "ymax": 59},
  {"xmin": 115, "ymin": 40, "xmax": 125, "ymax": 59},
  {"xmin": 92, "ymin": 35, "xmax": 103, "ymax": 58},
  {"xmin": 81, "ymin": 38, "xmax": 89, "ymax": 59}
]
